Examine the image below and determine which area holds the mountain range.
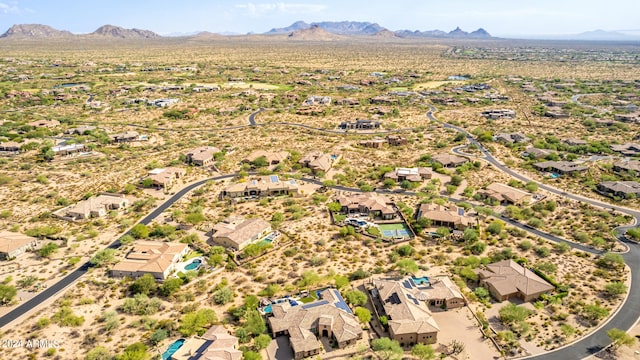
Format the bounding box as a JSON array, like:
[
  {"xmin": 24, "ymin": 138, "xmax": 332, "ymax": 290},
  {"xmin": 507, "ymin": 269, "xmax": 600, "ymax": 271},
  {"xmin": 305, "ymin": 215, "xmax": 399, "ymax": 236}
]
[{"xmin": 0, "ymin": 24, "xmax": 161, "ymax": 39}]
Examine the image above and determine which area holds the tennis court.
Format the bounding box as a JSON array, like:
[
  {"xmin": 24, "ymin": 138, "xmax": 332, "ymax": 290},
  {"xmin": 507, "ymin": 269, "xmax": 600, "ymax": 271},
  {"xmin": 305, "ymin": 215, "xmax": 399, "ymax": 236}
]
[{"xmin": 379, "ymin": 223, "xmax": 412, "ymax": 239}]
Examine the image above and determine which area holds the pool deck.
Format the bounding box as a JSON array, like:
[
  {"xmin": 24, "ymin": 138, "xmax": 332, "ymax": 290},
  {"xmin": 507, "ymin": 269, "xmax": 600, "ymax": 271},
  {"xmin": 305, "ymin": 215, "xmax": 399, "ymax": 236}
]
[{"xmin": 174, "ymin": 256, "xmax": 204, "ymax": 275}]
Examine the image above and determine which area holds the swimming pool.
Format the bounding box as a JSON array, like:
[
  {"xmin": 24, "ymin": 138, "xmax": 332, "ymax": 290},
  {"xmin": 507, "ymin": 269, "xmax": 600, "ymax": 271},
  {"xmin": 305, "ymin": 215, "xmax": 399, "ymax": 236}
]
[
  {"xmin": 184, "ymin": 259, "xmax": 202, "ymax": 271},
  {"xmin": 162, "ymin": 338, "xmax": 185, "ymax": 360},
  {"xmin": 412, "ymin": 276, "xmax": 430, "ymax": 285},
  {"xmin": 264, "ymin": 304, "xmax": 273, "ymax": 313}
]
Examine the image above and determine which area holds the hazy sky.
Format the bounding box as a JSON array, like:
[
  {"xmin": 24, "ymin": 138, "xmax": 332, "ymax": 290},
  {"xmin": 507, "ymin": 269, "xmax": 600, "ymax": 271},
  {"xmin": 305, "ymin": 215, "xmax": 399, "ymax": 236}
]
[{"xmin": 1, "ymin": 0, "xmax": 639, "ymax": 37}]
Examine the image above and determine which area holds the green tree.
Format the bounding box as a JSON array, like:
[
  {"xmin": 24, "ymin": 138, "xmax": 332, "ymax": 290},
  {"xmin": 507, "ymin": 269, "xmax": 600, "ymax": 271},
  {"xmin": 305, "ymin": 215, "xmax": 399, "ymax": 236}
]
[
  {"xmin": 213, "ymin": 286, "xmax": 234, "ymax": 305},
  {"xmin": 499, "ymin": 303, "xmax": 533, "ymax": 324},
  {"xmin": 254, "ymin": 333, "xmax": 272, "ymax": 350},
  {"xmin": 327, "ymin": 202, "xmax": 342, "ymax": 213},
  {"xmin": 251, "ymin": 156, "xmax": 269, "ymax": 168},
  {"xmin": 243, "ymin": 351, "xmax": 261, "ymax": 360},
  {"xmin": 524, "ymin": 182, "xmax": 538, "ymax": 192},
  {"xmin": 179, "ymin": 309, "xmax": 217, "ymax": 337},
  {"xmin": 450, "ymin": 175, "xmax": 463, "ymax": 186},
  {"xmin": 582, "ymin": 303, "xmax": 609, "ymax": 324},
  {"xmin": 396, "ymin": 245, "xmax": 415, "ymax": 257},
  {"xmin": 411, "ymin": 343, "xmax": 436, "ymax": 360},
  {"xmin": 118, "ymin": 342, "xmax": 149, "ymax": 360},
  {"xmin": 244, "ymin": 308, "xmax": 266, "ymax": 336},
  {"xmin": 150, "ymin": 329, "xmax": 168, "ymax": 345},
  {"xmin": 372, "ymin": 337, "xmax": 403, "ymax": 360},
  {"xmin": 0, "ymin": 284, "xmax": 17, "ymax": 305},
  {"xmin": 160, "ymin": 277, "xmax": 183, "ymax": 297},
  {"xmin": 355, "ymin": 307, "xmax": 371, "ymax": 324},
  {"xmin": 463, "ymin": 228, "xmax": 478, "ymax": 243},
  {"xmin": 86, "ymin": 346, "xmax": 112, "ymax": 360},
  {"xmin": 129, "ymin": 274, "xmax": 158, "ymax": 296},
  {"xmin": 607, "ymin": 328, "xmax": 636, "ymax": 349},
  {"xmin": 130, "ymin": 224, "xmax": 149, "ymax": 239},
  {"xmin": 486, "ymin": 220, "xmax": 504, "ymax": 235},
  {"xmin": 38, "ymin": 242, "xmax": 59, "ymax": 258},
  {"xmin": 396, "ymin": 259, "xmax": 418, "ymax": 275},
  {"xmin": 90, "ymin": 248, "xmax": 116, "ymax": 266},
  {"xmin": 597, "ymin": 253, "xmax": 625, "ymax": 270},
  {"xmin": 604, "ymin": 282, "xmax": 627, "ymax": 297}
]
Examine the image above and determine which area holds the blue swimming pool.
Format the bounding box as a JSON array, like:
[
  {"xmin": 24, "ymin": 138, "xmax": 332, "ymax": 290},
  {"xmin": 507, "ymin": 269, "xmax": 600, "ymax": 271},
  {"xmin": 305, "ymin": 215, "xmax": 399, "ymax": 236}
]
[
  {"xmin": 412, "ymin": 276, "xmax": 430, "ymax": 285},
  {"xmin": 162, "ymin": 338, "xmax": 185, "ymax": 360},
  {"xmin": 184, "ymin": 259, "xmax": 202, "ymax": 271},
  {"xmin": 264, "ymin": 304, "xmax": 273, "ymax": 313}
]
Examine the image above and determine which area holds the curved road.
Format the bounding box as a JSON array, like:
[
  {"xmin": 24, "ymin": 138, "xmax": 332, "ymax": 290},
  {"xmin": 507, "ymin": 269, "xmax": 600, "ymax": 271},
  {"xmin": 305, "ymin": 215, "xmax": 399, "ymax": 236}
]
[
  {"xmin": 0, "ymin": 174, "xmax": 236, "ymax": 328},
  {"xmin": 428, "ymin": 106, "xmax": 640, "ymax": 359}
]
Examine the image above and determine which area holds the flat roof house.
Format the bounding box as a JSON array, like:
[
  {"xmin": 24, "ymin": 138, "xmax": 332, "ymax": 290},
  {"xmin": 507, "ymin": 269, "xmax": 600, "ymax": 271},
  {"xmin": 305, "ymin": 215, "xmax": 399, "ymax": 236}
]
[
  {"xmin": 416, "ymin": 203, "xmax": 475, "ymax": 230},
  {"xmin": 372, "ymin": 278, "xmax": 440, "ymax": 347},
  {"xmin": 359, "ymin": 138, "xmax": 386, "ymax": 148},
  {"xmin": 222, "ymin": 175, "xmax": 300, "ymax": 199},
  {"xmin": 384, "ymin": 167, "xmax": 433, "ymax": 183},
  {"xmin": 334, "ymin": 193, "xmax": 397, "ymax": 220},
  {"xmin": 476, "ymin": 260, "xmax": 554, "ymax": 302},
  {"xmin": 0, "ymin": 231, "xmax": 38, "ymax": 260},
  {"xmin": 339, "ymin": 119, "xmax": 380, "ymax": 130},
  {"xmin": 109, "ymin": 131, "xmax": 140, "ymax": 143},
  {"xmin": 64, "ymin": 193, "xmax": 129, "ymax": 220},
  {"xmin": 597, "ymin": 181, "xmax": 640, "ymax": 199},
  {"xmin": 0, "ymin": 141, "xmax": 22, "ymax": 153},
  {"xmin": 610, "ymin": 143, "xmax": 640, "ymax": 156},
  {"xmin": 268, "ymin": 288, "xmax": 362, "ymax": 360},
  {"xmin": 479, "ymin": 182, "xmax": 531, "ymax": 205},
  {"xmin": 209, "ymin": 217, "xmax": 271, "ymax": 251},
  {"xmin": 386, "ymin": 135, "xmax": 408, "ymax": 146},
  {"xmin": 533, "ymin": 161, "xmax": 588, "ymax": 175},
  {"xmin": 185, "ymin": 146, "xmax": 220, "ymax": 166},
  {"xmin": 431, "ymin": 154, "xmax": 469, "ymax": 168},
  {"xmin": 110, "ymin": 241, "xmax": 189, "ymax": 280},
  {"xmin": 481, "ymin": 109, "xmax": 516, "ymax": 120},
  {"xmin": 613, "ymin": 160, "xmax": 640, "ymax": 173},
  {"xmin": 171, "ymin": 325, "xmax": 242, "ymax": 360}
]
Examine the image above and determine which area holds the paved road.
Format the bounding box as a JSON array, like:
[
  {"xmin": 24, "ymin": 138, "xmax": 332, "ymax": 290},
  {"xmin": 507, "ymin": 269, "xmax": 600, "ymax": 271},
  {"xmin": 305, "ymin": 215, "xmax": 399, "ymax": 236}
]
[
  {"xmin": 428, "ymin": 106, "xmax": 640, "ymax": 359},
  {"xmin": 0, "ymin": 174, "xmax": 235, "ymax": 329}
]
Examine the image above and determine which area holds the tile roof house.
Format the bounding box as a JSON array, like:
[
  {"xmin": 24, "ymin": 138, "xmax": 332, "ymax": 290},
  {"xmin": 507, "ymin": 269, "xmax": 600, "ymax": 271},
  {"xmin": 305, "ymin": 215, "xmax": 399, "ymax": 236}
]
[
  {"xmin": 146, "ymin": 167, "xmax": 185, "ymax": 190},
  {"xmin": 476, "ymin": 260, "xmax": 554, "ymax": 302},
  {"xmin": 110, "ymin": 241, "xmax": 189, "ymax": 280},
  {"xmin": 184, "ymin": 146, "xmax": 220, "ymax": 166},
  {"xmin": 63, "ymin": 193, "xmax": 129, "ymax": 220},
  {"xmin": 268, "ymin": 288, "xmax": 362, "ymax": 360},
  {"xmin": 597, "ymin": 181, "xmax": 640, "ymax": 199},
  {"xmin": 416, "ymin": 203, "xmax": 475, "ymax": 230},
  {"xmin": 431, "ymin": 154, "xmax": 469, "ymax": 168},
  {"xmin": 171, "ymin": 325, "xmax": 242, "ymax": 360},
  {"xmin": 299, "ymin": 151, "xmax": 338, "ymax": 174},
  {"xmin": 0, "ymin": 231, "xmax": 39, "ymax": 260},
  {"xmin": 209, "ymin": 217, "xmax": 271, "ymax": 251},
  {"xmin": 243, "ymin": 150, "xmax": 290, "ymax": 165},
  {"xmin": 222, "ymin": 175, "xmax": 300, "ymax": 199},
  {"xmin": 384, "ymin": 167, "xmax": 433, "ymax": 183},
  {"xmin": 533, "ymin": 161, "xmax": 588, "ymax": 175},
  {"xmin": 479, "ymin": 183, "xmax": 531, "ymax": 205},
  {"xmin": 334, "ymin": 193, "xmax": 397, "ymax": 220},
  {"xmin": 522, "ymin": 146, "xmax": 553, "ymax": 159},
  {"xmin": 372, "ymin": 278, "xmax": 440, "ymax": 347}
]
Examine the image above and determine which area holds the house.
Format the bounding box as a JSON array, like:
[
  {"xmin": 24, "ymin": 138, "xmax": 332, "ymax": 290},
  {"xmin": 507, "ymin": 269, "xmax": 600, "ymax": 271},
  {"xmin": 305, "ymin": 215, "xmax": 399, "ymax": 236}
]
[
  {"xmin": 209, "ymin": 217, "xmax": 271, "ymax": 251},
  {"xmin": 28, "ymin": 119, "xmax": 60, "ymax": 128},
  {"xmin": 563, "ymin": 138, "xmax": 588, "ymax": 146},
  {"xmin": 339, "ymin": 119, "xmax": 380, "ymax": 130},
  {"xmin": 476, "ymin": 260, "xmax": 554, "ymax": 302},
  {"xmin": 386, "ymin": 135, "xmax": 408, "ymax": 146},
  {"xmin": 299, "ymin": 151, "xmax": 338, "ymax": 174},
  {"xmin": 145, "ymin": 167, "xmax": 185, "ymax": 189},
  {"xmin": 0, "ymin": 231, "xmax": 39, "ymax": 260},
  {"xmin": 494, "ymin": 133, "xmax": 530, "ymax": 145},
  {"xmin": 171, "ymin": 325, "xmax": 242, "ymax": 360},
  {"xmin": 544, "ymin": 107, "xmax": 569, "ymax": 119},
  {"xmin": 612, "ymin": 160, "xmax": 640, "ymax": 173},
  {"xmin": 147, "ymin": 98, "xmax": 179, "ymax": 107},
  {"xmin": 64, "ymin": 125, "xmax": 96, "ymax": 135},
  {"xmin": 597, "ymin": 181, "xmax": 640, "ymax": 199},
  {"xmin": 302, "ymin": 95, "xmax": 331, "ymax": 106},
  {"xmin": 614, "ymin": 113, "xmax": 640, "ymax": 123},
  {"xmin": 384, "ymin": 167, "xmax": 433, "ymax": 183},
  {"xmin": 481, "ymin": 109, "xmax": 516, "ymax": 120},
  {"xmin": 610, "ymin": 143, "xmax": 640, "ymax": 156},
  {"xmin": 184, "ymin": 146, "xmax": 220, "ymax": 166},
  {"xmin": 416, "ymin": 203, "xmax": 475, "ymax": 230},
  {"xmin": 533, "ymin": 161, "xmax": 588, "ymax": 175},
  {"xmin": 372, "ymin": 278, "xmax": 440, "ymax": 347},
  {"xmin": 243, "ymin": 150, "xmax": 290, "ymax": 166},
  {"xmin": 335, "ymin": 97, "xmax": 360, "ymax": 106},
  {"xmin": 478, "ymin": 183, "xmax": 531, "ymax": 205},
  {"xmin": 52, "ymin": 143, "xmax": 87, "ymax": 156},
  {"xmin": 359, "ymin": 138, "xmax": 386, "ymax": 148},
  {"xmin": 110, "ymin": 241, "xmax": 189, "ymax": 280},
  {"xmin": 334, "ymin": 193, "xmax": 397, "ymax": 220},
  {"xmin": 222, "ymin": 175, "xmax": 299, "ymax": 199},
  {"xmin": 64, "ymin": 193, "xmax": 129, "ymax": 220},
  {"xmin": 268, "ymin": 288, "xmax": 362, "ymax": 360},
  {"xmin": 0, "ymin": 141, "xmax": 22, "ymax": 153},
  {"xmin": 522, "ymin": 147, "xmax": 552, "ymax": 159},
  {"xmin": 431, "ymin": 154, "xmax": 469, "ymax": 168},
  {"xmin": 109, "ymin": 131, "xmax": 140, "ymax": 143}
]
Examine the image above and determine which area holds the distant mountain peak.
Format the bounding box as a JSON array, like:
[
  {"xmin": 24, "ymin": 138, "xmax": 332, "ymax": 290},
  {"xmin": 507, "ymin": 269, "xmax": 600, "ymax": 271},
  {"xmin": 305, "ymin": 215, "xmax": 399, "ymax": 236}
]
[
  {"xmin": 267, "ymin": 20, "xmax": 388, "ymax": 36},
  {"xmin": 92, "ymin": 25, "xmax": 160, "ymax": 39},
  {"xmin": 0, "ymin": 24, "xmax": 73, "ymax": 38}
]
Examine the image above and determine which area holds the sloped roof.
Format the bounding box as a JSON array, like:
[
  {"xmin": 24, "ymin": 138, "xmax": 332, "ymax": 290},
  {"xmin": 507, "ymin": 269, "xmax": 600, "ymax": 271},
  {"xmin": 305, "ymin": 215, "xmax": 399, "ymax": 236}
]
[
  {"xmin": 478, "ymin": 259, "xmax": 554, "ymax": 298},
  {"xmin": 212, "ymin": 217, "xmax": 271, "ymax": 248},
  {"xmin": 335, "ymin": 193, "xmax": 395, "ymax": 215},
  {"xmin": 0, "ymin": 231, "xmax": 37, "ymax": 254},
  {"xmin": 374, "ymin": 279, "xmax": 439, "ymax": 336},
  {"xmin": 485, "ymin": 183, "xmax": 530, "ymax": 203},
  {"xmin": 417, "ymin": 203, "xmax": 474, "ymax": 227}
]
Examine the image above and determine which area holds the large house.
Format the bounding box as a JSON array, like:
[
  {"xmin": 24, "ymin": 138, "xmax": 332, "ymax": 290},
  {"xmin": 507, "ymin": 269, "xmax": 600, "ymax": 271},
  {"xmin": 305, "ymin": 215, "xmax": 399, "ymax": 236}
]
[
  {"xmin": 481, "ymin": 109, "xmax": 516, "ymax": 120},
  {"xmin": 222, "ymin": 176, "xmax": 299, "ymax": 199},
  {"xmin": 109, "ymin": 131, "xmax": 140, "ymax": 143},
  {"xmin": 0, "ymin": 141, "xmax": 22, "ymax": 153},
  {"xmin": 110, "ymin": 241, "xmax": 189, "ymax": 280},
  {"xmin": 476, "ymin": 260, "xmax": 554, "ymax": 302},
  {"xmin": 597, "ymin": 181, "xmax": 640, "ymax": 199},
  {"xmin": 533, "ymin": 161, "xmax": 588, "ymax": 175},
  {"xmin": 478, "ymin": 183, "xmax": 531, "ymax": 205},
  {"xmin": 299, "ymin": 151, "xmax": 339, "ymax": 174},
  {"xmin": 243, "ymin": 150, "xmax": 290, "ymax": 166},
  {"xmin": 62, "ymin": 193, "xmax": 129, "ymax": 220},
  {"xmin": 372, "ymin": 278, "xmax": 441, "ymax": 347},
  {"xmin": 0, "ymin": 231, "xmax": 39, "ymax": 260},
  {"xmin": 416, "ymin": 203, "xmax": 475, "ymax": 230},
  {"xmin": 339, "ymin": 119, "xmax": 380, "ymax": 130},
  {"xmin": 610, "ymin": 143, "xmax": 640, "ymax": 156},
  {"xmin": 184, "ymin": 146, "xmax": 220, "ymax": 166},
  {"xmin": 384, "ymin": 167, "xmax": 433, "ymax": 183},
  {"xmin": 522, "ymin": 146, "xmax": 553, "ymax": 159},
  {"xmin": 386, "ymin": 135, "xmax": 408, "ymax": 146},
  {"xmin": 431, "ymin": 154, "xmax": 469, "ymax": 168},
  {"xmin": 334, "ymin": 193, "xmax": 397, "ymax": 220},
  {"xmin": 52, "ymin": 143, "xmax": 87, "ymax": 157},
  {"xmin": 268, "ymin": 288, "xmax": 362, "ymax": 360},
  {"xmin": 494, "ymin": 133, "xmax": 530, "ymax": 145},
  {"xmin": 210, "ymin": 217, "xmax": 271, "ymax": 251},
  {"xmin": 145, "ymin": 167, "xmax": 185, "ymax": 189},
  {"xmin": 171, "ymin": 325, "xmax": 242, "ymax": 360},
  {"xmin": 612, "ymin": 160, "xmax": 640, "ymax": 173}
]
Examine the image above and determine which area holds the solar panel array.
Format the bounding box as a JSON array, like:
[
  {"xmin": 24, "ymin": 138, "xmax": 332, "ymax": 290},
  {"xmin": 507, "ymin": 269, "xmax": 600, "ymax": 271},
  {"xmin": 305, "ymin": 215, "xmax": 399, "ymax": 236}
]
[{"xmin": 302, "ymin": 300, "xmax": 329, "ymax": 309}]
